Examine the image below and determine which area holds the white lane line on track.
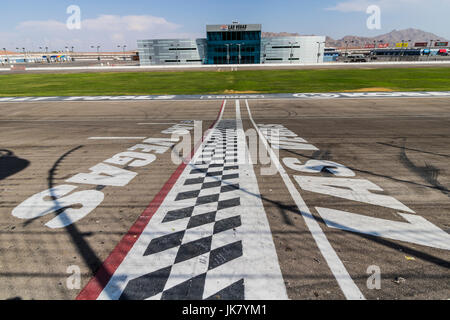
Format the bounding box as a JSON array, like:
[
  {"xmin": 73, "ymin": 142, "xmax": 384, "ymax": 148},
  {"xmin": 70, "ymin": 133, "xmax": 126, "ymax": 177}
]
[
  {"xmin": 244, "ymin": 99, "xmax": 365, "ymax": 300},
  {"xmin": 88, "ymin": 137, "xmax": 147, "ymax": 140},
  {"xmin": 233, "ymin": 99, "xmax": 288, "ymax": 299},
  {"xmin": 0, "ymin": 119, "xmax": 200, "ymax": 122},
  {"xmin": 137, "ymin": 123, "xmax": 179, "ymax": 125}
]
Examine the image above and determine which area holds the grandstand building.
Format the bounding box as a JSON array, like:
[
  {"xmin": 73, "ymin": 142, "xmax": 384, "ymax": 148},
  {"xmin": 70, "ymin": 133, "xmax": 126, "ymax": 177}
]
[{"xmin": 137, "ymin": 22, "xmax": 326, "ymax": 65}]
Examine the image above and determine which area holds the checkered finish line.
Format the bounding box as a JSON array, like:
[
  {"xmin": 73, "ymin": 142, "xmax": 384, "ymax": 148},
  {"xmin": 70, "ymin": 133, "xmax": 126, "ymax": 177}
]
[{"xmin": 97, "ymin": 102, "xmax": 287, "ymax": 300}]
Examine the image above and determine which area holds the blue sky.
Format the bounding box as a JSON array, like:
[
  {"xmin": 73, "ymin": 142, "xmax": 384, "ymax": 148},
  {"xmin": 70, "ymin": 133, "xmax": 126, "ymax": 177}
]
[{"xmin": 1, "ymin": 0, "xmax": 449, "ymax": 51}]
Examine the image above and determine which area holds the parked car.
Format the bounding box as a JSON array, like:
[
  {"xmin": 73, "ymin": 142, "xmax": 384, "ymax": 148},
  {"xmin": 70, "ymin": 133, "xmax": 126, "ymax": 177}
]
[{"xmin": 345, "ymin": 54, "xmax": 367, "ymax": 62}]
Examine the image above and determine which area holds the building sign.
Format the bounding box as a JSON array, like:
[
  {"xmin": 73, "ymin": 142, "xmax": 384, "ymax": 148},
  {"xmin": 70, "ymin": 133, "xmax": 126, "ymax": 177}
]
[
  {"xmin": 219, "ymin": 24, "xmax": 248, "ymax": 31},
  {"xmin": 435, "ymin": 42, "xmax": 449, "ymax": 47},
  {"xmin": 365, "ymin": 43, "xmax": 388, "ymax": 49},
  {"xmin": 227, "ymin": 24, "xmax": 248, "ymax": 31},
  {"xmin": 414, "ymin": 42, "xmax": 428, "ymax": 47},
  {"xmin": 395, "ymin": 43, "xmax": 409, "ymax": 48},
  {"xmin": 206, "ymin": 24, "xmax": 262, "ymax": 32}
]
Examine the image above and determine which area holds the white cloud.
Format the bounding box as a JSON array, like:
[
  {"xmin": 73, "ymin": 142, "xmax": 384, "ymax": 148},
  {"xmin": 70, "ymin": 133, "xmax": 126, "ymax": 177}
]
[
  {"xmin": 326, "ymin": 0, "xmax": 371, "ymax": 12},
  {"xmin": 7, "ymin": 14, "xmax": 197, "ymax": 51},
  {"xmin": 79, "ymin": 15, "xmax": 180, "ymax": 32},
  {"xmin": 17, "ymin": 20, "xmax": 66, "ymax": 30},
  {"xmin": 326, "ymin": 0, "xmax": 441, "ymax": 12}
]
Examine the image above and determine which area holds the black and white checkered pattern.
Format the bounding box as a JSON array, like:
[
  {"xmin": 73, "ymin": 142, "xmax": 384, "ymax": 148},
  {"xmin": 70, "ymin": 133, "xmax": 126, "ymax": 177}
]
[{"xmin": 119, "ymin": 120, "xmax": 245, "ymax": 300}]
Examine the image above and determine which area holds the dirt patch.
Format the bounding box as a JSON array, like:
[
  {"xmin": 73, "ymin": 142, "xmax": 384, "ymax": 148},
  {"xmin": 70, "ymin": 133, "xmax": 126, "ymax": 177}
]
[
  {"xmin": 344, "ymin": 87, "xmax": 394, "ymax": 92},
  {"xmin": 223, "ymin": 90, "xmax": 261, "ymax": 94}
]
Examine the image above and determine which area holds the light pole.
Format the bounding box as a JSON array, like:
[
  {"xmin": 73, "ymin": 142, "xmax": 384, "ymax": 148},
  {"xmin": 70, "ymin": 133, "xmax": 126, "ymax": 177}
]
[
  {"xmin": 91, "ymin": 45, "xmax": 101, "ymax": 60},
  {"xmin": 2, "ymin": 48, "xmax": 8, "ymax": 64},
  {"xmin": 117, "ymin": 45, "xmax": 127, "ymax": 60},
  {"xmin": 401, "ymin": 39, "xmax": 411, "ymax": 58},
  {"xmin": 289, "ymin": 41, "xmax": 298, "ymax": 64},
  {"xmin": 44, "ymin": 46, "xmax": 49, "ymax": 62},
  {"xmin": 237, "ymin": 44, "xmax": 243, "ymax": 64},
  {"xmin": 399, "ymin": 40, "xmax": 406, "ymax": 60},
  {"xmin": 170, "ymin": 43, "xmax": 180, "ymax": 65},
  {"xmin": 344, "ymin": 40, "xmax": 354, "ymax": 59},
  {"xmin": 263, "ymin": 41, "xmax": 271, "ymax": 64},
  {"xmin": 316, "ymin": 41, "xmax": 325, "ymax": 63},
  {"xmin": 225, "ymin": 44, "xmax": 230, "ymax": 64},
  {"xmin": 373, "ymin": 40, "xmax": 380, "ymax": 50},
  {"xmin": 427, "ymin": 39, "xmax": 438, "ymax": 60}
]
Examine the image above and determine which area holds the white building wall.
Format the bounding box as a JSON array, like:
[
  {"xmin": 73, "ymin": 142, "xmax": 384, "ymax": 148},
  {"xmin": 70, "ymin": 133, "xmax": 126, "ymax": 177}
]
[
  {"xmin": 298, "ymin": 36, "xmax": 326, "ymax": 63},
  {"xmin": 261, "ymin": 36, "xmax": 326, "ymax": 64}
]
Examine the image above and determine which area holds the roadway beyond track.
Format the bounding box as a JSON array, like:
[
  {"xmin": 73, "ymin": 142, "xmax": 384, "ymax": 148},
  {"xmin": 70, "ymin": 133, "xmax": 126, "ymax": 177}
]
[{"xmin": 0, "ymin": 97, "xmax": 449, "ymax": 300}]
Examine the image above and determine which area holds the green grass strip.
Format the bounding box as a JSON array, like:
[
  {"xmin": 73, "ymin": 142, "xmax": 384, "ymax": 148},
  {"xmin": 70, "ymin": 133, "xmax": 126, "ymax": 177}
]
[{"xmin": 0, "ymin": 67, "xmax": 449, "ymax": 97}]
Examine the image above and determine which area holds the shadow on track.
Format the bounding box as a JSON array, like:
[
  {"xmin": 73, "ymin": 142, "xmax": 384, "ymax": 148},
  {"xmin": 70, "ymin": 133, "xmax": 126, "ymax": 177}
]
[
  {"xmin": 0, "ymin": 150, "xmax": 30, "ymax": 181},
  {"xmin": 45, "ymin": 145, "xmax": 113, "ymax": 299}
]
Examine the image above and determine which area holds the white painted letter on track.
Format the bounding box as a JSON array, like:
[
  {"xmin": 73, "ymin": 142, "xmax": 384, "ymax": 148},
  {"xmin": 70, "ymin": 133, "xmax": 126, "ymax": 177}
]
[
  {"xmin": 128, "ymin": 144, "xmax": 170, "ymax": 154},
  {"xmin": 104, "ymin": 152, "xmax": 157, "ymax": 167},
  {"xmin": 12, "ymin": 185, "xmax": 104, "ymax": 229},
  {"xmin": 316, "ymin": 207, "xmax": 450, "ymax": 250},
  {"xmin": 66, "ymin": 163, "xmax": 137, "ymax": 187},
  {"xmin": 294, "ymin": 176, "xmax": 414, "ymax": 213},
  {"xmin": 283, "ymin": 158, "xmax": 356, "ymax": 177}
]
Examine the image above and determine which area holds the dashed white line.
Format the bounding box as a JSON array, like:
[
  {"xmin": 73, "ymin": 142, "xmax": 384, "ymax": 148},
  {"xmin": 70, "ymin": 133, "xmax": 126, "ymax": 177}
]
[
  {"xmin": 88, "ymin": 137, "xmax": 147, "ymax": 140},
  {"xmin": 137, "ymin": 123, "xmax": 179, "ymax": 125}
]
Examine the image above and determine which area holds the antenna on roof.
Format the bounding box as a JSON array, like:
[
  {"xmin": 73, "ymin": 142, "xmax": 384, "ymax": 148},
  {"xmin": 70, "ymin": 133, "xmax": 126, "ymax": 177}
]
[{"xmin": 232, "ymin": 21, "xmax": 239, "ymax": 24}]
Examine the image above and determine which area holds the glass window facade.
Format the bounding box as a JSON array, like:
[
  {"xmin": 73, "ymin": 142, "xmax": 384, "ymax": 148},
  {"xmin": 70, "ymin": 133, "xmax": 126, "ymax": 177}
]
[{"xmin": 205, "ymin": 25, "xmax": 261, "ymax": 64}]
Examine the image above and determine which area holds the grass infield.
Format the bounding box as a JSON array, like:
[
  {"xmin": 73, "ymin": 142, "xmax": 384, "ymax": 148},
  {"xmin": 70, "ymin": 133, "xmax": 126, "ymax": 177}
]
[{"xmin": 0, "ymin": 67, "xmax": 449, "ymax": 96}]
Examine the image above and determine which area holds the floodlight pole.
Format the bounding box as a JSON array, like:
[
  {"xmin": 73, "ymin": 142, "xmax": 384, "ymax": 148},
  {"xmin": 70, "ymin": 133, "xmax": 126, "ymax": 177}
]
[
  {"xmin": 316, "ymin": 41, "xmax": 325, "ymax": 63},
  {"xmin": 2, "ymin": 48, "xmax": 8, "ymax": 64},
  {"xmin": 427, "ymin": 39, "xmax": 437, "ymax": 61},
  {"xmin": 117, "ymin": 45, "xmax": 127, "ymax": 60},
  {"xmin": 289, "ymin": 41, "xmax": 298, "ymax": 64},
  {"xmin": 91, "ymin": 45, "xmax": 101, "ymax": 61},
  {"xmin": 344, "ymin": 41, "xmax": 354, "ymax": 58},
  {"xmin": 237, "ymin": 43, "xmax": 242, "ymax": 65},
  {"xmin": 263, "ymin": 42, "xmax": 270, "ymax": 64},
  {"xmin": 171, "ymin": 43, "xmax": 180, "ymax": 65}
]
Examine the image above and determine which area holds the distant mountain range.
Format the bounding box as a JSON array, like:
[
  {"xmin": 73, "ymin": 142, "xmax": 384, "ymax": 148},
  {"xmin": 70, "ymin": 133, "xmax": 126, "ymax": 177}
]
[{"xmin": 263, "ymin": 28, "xmax": 448, "ymax": 48}]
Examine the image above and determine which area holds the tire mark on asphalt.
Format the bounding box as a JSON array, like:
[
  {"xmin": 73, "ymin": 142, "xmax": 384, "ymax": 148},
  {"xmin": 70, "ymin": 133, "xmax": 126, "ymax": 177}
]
[
  {"xmin": 378, "ymin": 142, "xmax": 450, "ymax": 158},
  {"xmin": 398, "ymin": 141, "xmax": 449, "ymax": 197}
]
